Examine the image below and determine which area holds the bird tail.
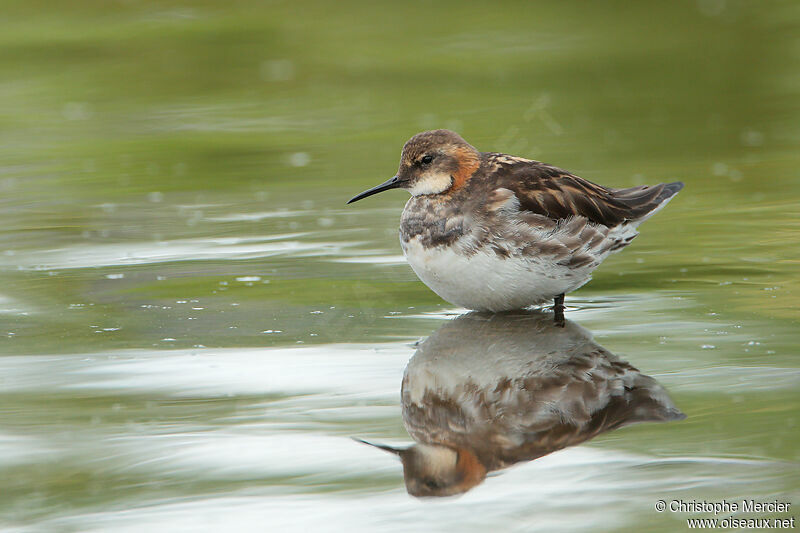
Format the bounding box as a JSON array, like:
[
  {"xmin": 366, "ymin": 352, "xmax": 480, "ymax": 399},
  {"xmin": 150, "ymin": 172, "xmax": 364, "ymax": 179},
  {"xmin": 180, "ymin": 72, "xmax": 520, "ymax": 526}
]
[{"xmin": 611, "ymin": 181, "xmax": 684, "ymax": 225}]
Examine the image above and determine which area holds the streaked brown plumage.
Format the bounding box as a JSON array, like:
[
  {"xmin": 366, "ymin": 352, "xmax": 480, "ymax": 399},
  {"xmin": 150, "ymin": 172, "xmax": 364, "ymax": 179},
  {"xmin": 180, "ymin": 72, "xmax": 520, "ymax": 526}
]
[
  {"xmin": 357, "ymin": 311, "xmax": 685, "ymax": 497},
  {"xmin": 485, "ymin": 154, "xmax": 684, "ymax": 227},
  {"xmin": 348, "ymin": 130, "xmax": 684, "ymax": 316}
]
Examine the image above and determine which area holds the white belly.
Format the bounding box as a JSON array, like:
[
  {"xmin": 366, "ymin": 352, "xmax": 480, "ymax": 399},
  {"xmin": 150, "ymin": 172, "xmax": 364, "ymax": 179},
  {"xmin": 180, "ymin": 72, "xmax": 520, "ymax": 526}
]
[{"xmin": 401, "ymin": 237, "xmax": 590, "ymax": 312}]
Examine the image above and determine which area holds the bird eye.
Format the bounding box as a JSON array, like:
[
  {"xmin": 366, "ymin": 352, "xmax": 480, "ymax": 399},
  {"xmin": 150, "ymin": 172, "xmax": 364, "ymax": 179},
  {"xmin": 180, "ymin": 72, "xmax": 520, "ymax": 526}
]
[
  {"xmin": 423, "ymin": 479, "xmax": 441, "ymax": 490},
  {"xmin": 421, "ymin": 154, "xmax": 434, "ymax": 165}
]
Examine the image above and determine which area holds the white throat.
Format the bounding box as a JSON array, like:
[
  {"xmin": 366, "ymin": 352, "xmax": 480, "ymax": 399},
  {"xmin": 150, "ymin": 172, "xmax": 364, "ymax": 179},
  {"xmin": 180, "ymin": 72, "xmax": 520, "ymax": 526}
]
[
  {"xmin": 408, "ymin": 172, "xmax": 453, "ymax": 196},
  {"xmin": 414, "ymin": 444, "xmax": 459, "ymax": 473}
]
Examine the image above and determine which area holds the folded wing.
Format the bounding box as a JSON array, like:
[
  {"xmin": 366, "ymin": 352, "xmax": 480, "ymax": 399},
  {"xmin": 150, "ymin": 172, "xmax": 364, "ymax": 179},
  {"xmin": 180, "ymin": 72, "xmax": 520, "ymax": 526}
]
[{"xmin": 489, "ymin": 156, "xmax": 683, "ymax": 227}]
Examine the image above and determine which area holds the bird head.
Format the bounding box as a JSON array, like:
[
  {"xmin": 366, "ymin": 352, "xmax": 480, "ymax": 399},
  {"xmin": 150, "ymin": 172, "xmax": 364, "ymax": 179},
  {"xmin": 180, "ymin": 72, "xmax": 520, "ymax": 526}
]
[
  {"xmin": 347, "ymin": 130, "xmax": 481, "ymax": 204},
  {"xmin": 355, "ymin": 438, "xmax": 486, "ymax": 497}
]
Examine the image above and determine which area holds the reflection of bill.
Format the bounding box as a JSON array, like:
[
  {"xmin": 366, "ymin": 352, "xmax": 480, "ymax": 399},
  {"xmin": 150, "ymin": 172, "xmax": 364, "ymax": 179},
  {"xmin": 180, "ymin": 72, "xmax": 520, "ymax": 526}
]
[{"xmin": 358, "ymin": 311, "xmax": 686, "ymax": 497}]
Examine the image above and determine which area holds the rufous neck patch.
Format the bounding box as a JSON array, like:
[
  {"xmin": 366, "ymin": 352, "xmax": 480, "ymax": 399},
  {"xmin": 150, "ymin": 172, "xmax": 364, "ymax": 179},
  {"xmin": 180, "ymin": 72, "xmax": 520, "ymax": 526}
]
[
  {"xmin": 450, "ymin": 147, "xmax": 481, "ymax": 192},
  {"xmin": 455, "ymin": 447, "xmax": 486, "ymax": 490}
]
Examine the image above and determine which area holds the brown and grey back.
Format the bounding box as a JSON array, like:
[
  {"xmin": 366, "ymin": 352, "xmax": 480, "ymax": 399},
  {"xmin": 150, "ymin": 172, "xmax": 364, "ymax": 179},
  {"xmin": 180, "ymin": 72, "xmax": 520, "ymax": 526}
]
[
  {"xmin": 395, "ymin": 311, "xmax": 685, "ymax": 496},
  {"xmin": 339, "ymin": 128, "xmax": 688, "ymax": 311},
  {"xmin": 401, "ymin": 152, "xmax": 683, "ymax": 258}
]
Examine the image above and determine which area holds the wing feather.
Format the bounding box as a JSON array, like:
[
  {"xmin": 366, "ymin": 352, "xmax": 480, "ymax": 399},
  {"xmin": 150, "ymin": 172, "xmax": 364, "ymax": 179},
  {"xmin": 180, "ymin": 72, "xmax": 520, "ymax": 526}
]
[{"xmin": 483, "ymin": 153, "xmax": 683, "ymax": 227}]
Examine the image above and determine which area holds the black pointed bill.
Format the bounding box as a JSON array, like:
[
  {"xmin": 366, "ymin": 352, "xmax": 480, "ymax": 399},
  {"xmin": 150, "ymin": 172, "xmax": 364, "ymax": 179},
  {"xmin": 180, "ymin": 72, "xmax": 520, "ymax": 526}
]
[
  {"xmin": 347, "ymin": 175, "xmax": 402, "ymax": 204},
  {"xmin": 352, "ymin": 438, "xmax": 405, "ymax": 456}
]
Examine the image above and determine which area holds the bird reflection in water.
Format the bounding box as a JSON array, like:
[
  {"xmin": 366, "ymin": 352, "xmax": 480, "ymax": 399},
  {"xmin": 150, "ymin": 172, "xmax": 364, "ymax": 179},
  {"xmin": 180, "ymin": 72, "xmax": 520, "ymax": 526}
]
[{"xmin": 358, "ymin": 311, "xmax": 685, "ymax": 497}]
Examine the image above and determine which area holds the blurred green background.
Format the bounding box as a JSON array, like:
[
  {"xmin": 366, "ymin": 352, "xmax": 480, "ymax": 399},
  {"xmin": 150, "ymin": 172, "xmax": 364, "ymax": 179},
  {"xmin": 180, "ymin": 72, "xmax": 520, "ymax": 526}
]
[{"xmin": 0, "ymin": 0, "xmax": 798, "ymax": 531}]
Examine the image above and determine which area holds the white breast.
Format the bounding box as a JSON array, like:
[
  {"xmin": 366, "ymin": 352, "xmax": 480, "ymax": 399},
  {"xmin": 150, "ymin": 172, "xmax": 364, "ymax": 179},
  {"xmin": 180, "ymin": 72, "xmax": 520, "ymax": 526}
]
[{"xmin": 401, "ymin": 236, "xmax": 589, "ymax": 311}]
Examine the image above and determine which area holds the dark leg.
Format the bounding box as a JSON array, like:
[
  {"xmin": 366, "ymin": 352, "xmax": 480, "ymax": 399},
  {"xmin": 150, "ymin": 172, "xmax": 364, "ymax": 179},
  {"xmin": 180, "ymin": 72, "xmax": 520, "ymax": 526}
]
[{"xmin": 553, "ymin": 293, "xmax": 565, "ymax": 327}]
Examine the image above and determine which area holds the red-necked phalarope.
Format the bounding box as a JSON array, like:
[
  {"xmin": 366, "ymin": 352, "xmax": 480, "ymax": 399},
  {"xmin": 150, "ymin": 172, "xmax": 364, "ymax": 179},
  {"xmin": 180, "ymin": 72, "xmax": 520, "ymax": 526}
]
[{"xmin": 348, "ymin": 129, "xmax": 683, "ymax": 320}]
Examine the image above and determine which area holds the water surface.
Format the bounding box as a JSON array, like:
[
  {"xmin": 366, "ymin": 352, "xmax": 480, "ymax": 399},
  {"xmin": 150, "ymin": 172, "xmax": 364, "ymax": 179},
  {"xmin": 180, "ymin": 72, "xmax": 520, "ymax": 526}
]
[{"xmin": 1, "ymin": 1, "xmax": 798, "ymax": 531}]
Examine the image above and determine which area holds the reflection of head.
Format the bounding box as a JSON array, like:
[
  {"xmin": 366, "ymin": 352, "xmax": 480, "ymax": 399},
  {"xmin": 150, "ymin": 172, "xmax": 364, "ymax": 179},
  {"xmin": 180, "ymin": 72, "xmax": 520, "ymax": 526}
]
[
  {"xmin": 357, "ymin": 440, "xmax": 486, "ymax": 497},
  {"xmin": 359, "ymin": 311, "xmax": 685, "ymax": 498}
]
